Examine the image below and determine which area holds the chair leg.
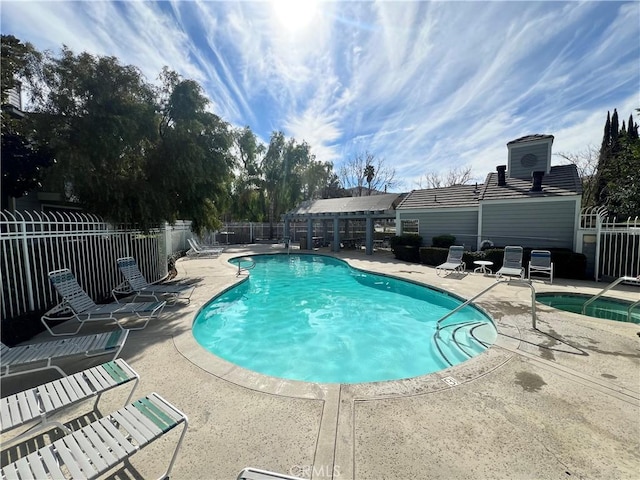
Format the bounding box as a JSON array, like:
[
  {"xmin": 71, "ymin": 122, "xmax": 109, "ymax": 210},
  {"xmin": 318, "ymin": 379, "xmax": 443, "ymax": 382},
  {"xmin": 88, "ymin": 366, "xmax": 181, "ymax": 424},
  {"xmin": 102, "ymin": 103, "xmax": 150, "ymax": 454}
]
[
  {"xmin": 41, "ymin": 316, "xmax": 84, "ymax": 337},
  {"xmin": 157, "ymin": 417, "xmax": 189, "ymax": 480}
]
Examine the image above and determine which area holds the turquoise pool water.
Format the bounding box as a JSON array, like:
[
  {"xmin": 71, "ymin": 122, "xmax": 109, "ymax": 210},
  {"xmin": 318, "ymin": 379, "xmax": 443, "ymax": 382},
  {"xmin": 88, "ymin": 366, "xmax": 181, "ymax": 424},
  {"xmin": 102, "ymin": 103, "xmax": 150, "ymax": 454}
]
[
  {"xmin": 192, "ymin": 254, "xmax": 497, "ymax": 383},
  {"xmin": 536, "ymin": 293, "xmax": 640, "ymax": 324}
]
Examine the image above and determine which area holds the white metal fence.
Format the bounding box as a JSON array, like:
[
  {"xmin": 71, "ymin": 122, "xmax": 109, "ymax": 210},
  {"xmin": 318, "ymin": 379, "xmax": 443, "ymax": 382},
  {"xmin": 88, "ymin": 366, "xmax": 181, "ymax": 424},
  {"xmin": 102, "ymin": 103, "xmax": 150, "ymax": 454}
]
[
  {"xmin": 0, "ymin": 210, "xmax": 192, "ymax": 322},
  {"xmin": 577, "ymin": 207, "xmax": 640, "ymax": 280}
]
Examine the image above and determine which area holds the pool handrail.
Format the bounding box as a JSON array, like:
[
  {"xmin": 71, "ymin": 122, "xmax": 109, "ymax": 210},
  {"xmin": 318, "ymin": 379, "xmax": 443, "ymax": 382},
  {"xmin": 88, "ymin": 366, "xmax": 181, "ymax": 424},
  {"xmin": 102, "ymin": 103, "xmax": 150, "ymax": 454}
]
[
  {"xmin": 582, "ymin": 276, "xmax": 640, "ymax": 316},
  {"xmin": 435, "ymin": 278, "xmax": 537, "ymax": 331},
  {"xmin": 236, "ymin": 257, "xmax": 256, "ymax": 276}
]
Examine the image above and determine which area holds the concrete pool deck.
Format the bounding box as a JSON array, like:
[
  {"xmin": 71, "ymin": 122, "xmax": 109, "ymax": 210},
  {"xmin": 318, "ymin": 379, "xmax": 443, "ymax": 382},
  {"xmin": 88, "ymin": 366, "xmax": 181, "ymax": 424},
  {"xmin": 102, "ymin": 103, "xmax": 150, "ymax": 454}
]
[{"xmin": 1, "ymin": 244, "xmax": 639, "ymax": 480}]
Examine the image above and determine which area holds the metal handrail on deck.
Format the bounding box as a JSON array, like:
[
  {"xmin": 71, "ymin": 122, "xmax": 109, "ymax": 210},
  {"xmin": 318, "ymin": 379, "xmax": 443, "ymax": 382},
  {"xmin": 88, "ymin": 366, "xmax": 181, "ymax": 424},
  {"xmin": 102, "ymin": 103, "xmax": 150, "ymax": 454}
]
[
  {"xmin": 582, "ymin": 276, "xmax": 640, "ymax": 315},
  {"xmin": 436, "ymin": 279, "xmax": 537, "ymax": 332}
]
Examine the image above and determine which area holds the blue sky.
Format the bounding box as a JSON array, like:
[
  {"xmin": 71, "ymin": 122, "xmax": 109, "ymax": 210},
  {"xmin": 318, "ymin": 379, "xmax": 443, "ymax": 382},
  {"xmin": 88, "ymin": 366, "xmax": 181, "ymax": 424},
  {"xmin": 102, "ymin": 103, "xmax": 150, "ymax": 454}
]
[{"xmin": 2, "ymin": 1, "xmax": 638, "ymax": 190}]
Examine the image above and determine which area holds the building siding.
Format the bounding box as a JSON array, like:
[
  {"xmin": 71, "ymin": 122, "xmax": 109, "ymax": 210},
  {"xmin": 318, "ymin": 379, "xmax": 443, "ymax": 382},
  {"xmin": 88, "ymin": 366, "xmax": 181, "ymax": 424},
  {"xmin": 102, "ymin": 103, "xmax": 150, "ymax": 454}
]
[
  {"xmin": 508, "ymin": 142, "xmax": 550, "ymax": 179},
  {"xmin": 481, "ymin": 200, "xmax": 576, "ymax": 249},
  {"xmin": 398, "ymin": 210, "xmax": 478, "ymax": 249}
]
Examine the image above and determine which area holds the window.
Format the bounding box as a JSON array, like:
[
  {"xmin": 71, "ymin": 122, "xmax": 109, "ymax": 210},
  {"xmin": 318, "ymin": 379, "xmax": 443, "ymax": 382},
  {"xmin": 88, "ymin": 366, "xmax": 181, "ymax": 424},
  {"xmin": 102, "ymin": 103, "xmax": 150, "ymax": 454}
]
[{"xmin": 400, "ymin": 219, "xmax": 419, "ymax": 235}]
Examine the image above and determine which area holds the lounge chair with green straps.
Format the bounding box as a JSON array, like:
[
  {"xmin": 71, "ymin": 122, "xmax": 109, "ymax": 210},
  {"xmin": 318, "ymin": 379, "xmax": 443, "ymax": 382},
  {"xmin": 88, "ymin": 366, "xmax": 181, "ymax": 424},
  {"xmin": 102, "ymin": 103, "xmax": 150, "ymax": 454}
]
[
  {"xmin": 1, "ymin": 392, "xmax": 188, "ymax": 480},
  {"xmin": 1, "ymin": 358, "xmax": 139, "ymax": 446}
]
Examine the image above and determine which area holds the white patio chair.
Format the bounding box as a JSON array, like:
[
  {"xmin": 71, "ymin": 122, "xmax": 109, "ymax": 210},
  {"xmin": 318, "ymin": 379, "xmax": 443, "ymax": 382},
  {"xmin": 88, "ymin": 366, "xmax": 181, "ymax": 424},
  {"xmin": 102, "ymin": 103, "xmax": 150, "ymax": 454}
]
[
  {"xmin": 496, "ymin": 246, "xmax": 525, "ymax": 280},
  {"xmin": 186, "ymin": 238, "xmax": 224, "ymax": 257},
  {"xmin": 528, "ymin": 250, "xmax": 554, "ymax": 284},
  {"xmin": 435, "ymin": 246, "xmax": 466, "ymax": 277},
  {"xmin": 0, "ymin": 392, "xmax": 188, "ymax": 480},
  {"xmin": 1, "ymin": 358, "xmax": 139, "ymax": 446},
  {"xmin": 113, "ymin": 256, "xmax": 195, "ymax": 305},
  {"xmin": 0, "ymin": 329, "xmax": 128, "ymax": 379},
  {"xmin": 42, "ymin": 268, "xmax": 166, "ymax": 336}
]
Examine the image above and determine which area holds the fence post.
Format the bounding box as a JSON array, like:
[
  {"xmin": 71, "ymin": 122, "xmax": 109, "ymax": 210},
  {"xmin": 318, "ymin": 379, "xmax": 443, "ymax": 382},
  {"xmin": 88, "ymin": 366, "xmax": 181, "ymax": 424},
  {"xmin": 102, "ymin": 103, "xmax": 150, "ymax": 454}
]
[
  {"xmin": 164, "ymin": 222, "xmax": 172, "ymax": 257},
  {"xmin": 19, "ymin": 219, "xmax": 35, "ymax": 311}
]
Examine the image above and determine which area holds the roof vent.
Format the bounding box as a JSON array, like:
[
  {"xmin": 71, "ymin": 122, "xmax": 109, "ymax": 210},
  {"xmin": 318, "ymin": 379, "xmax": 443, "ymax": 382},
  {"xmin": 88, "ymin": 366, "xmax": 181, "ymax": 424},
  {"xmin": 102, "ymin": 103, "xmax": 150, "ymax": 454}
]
[
  {"xmin": 496, "ymin": 165, "xmax": 507, "ymax": 186},
  {"xmin": 531, "ymin": 171, "xmax": 544, "ymax": 192}
]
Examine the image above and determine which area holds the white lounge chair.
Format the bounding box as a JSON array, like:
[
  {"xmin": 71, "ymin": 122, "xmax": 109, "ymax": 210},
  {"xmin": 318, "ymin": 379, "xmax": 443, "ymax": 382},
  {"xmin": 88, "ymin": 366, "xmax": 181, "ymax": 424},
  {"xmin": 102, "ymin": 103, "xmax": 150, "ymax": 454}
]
[
  {"xmin": 528, "ymin": 250, "xmax": 554, "ymax": 284},
  {"xmin": 0, "ymin": 392, "xmax": 188, "ymax": 480},
  {"xmin": 1, "ymin": 358, "xmax": 139, "ymax": 446},
  {"xmin": 113, "ymin": 256, "xmax": 195, "ymax": 305},
  {"xmin": 186, "ymin": 238, "xmax": 224, "ymax": 257},
  {"xmin": 435, "ymin": 246, "xmax": 466, "ymax": 277},
  {"xmin": 496, "ymin": 246, "xmax": 525, "ymax": 280},
  {"xmin": 237, "ymin": 467, "xmax": 305, "ymax": 480},
  {"xmin": 1, "ymin": 329, "xmax": 128, "ymax": 379},
  {"xmin": 42, "ymin": 268, "xmax": 166, "ymax": 336}
]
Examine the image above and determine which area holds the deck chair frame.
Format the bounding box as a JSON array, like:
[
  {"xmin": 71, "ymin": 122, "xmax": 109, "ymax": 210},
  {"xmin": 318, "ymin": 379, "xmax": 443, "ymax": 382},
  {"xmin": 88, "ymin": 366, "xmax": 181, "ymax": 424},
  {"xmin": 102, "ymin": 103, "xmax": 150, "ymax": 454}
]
[
  {"xmin": 0, "ymin": 392, "xmax": 188, "ymax": 480},
  {"xmin": 43, "ymin": 268, "xmax": 166, "ymax": 336},
  {"xmin": 1, "ymin": 329, "xmax": 129, "ymax": 379},
  {"xmin": 237, "ymin": 467, "xmax": 306, "ymax": 480},
  {"xmin": 528, "ymin": 249, "xmax": 554, "ymax": 284},
  {"xmin": 435, "ymin": 246, "xmax": 466, "ymax": 277},
  {"xmin": 113, "ymin": 256, "xmax": 195, "ymax": 305},
  {"xmin": 186, "ymin": 238, "xmax": 224, "ymax": 257},
  {"xmin": 496, "ymin": 245, "xmax": 525, "ymax": 281},
  {"xmin": 1, "ymin": 358, "xmax": 139, "ymax": 447}
]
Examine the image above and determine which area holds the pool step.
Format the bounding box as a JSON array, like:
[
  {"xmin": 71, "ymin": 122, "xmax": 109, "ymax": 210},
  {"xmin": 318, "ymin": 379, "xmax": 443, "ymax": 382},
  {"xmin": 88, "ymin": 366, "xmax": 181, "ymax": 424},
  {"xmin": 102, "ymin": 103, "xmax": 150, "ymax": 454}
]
[{"xmin": 433, "ymin": 322, "xmax": 495, "ymax": 367}]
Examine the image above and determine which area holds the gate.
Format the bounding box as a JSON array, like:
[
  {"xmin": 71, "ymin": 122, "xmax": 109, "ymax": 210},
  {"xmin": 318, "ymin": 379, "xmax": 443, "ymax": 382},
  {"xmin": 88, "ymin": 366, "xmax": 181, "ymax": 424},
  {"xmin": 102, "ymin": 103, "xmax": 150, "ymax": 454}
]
[{"xmin": 577, "ymin": 207, "xmax": 640, "ymax": 281}]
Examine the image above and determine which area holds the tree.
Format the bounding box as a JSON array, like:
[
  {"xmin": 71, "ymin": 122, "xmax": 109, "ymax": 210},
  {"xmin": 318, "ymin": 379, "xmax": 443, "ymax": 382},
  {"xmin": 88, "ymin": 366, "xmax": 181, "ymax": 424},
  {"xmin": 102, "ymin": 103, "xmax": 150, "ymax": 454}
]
[
  {"xmin": 229, "ymin": 126, "xmax": 266, "ymax": 222},
  {"xmin": 1, "ymin": 35, "xmax": 54, "ymax": 208},
  {"xmin": 23, "ymin": 46, "xmax": 234, "ymax": 232},
  {"xmin": 148, "ymin": 71, "xmax": 234, "ymax": 233},
  {"xmin": 29, "ymin": 48, "xmax": 160, "ymax": 226},
  {"xmin": 364, "ymin": 164, "xmax": 375, "ymax": 195},
  {"xmin": 338, "ymin": 151, "xmax": 396, "ymax": 196},
  {"xmin": 556, "ymin": 146, "xmax": 599, "ymax": 208},
  {"xmin": 594, "ymin": 108, "xmax": 640, "ymax": 217},
  {"xmin": 416, "ymin": 166, "xmax": 475, "ymax": 189}
]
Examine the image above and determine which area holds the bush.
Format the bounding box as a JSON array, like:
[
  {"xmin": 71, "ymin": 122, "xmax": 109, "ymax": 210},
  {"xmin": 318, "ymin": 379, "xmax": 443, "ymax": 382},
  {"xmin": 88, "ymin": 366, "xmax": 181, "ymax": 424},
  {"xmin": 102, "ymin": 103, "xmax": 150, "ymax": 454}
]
[
  {"xmin": 432, "ymin": 234, "xmax": 456, "ymax": 248},
  {"xmin": 394, "ymin": 245, "xmax": 421, "ymax": 263},
  {"xmin": 390, "ymin": 234, "xmax": 423, "ymax": 250},
  {"xmin": 389, "ymin": 234, "xmax": 423, "ymax": 262},
  {"xmin": 419, "ymin": 247, "xmax": 448, "ymax": 265}
]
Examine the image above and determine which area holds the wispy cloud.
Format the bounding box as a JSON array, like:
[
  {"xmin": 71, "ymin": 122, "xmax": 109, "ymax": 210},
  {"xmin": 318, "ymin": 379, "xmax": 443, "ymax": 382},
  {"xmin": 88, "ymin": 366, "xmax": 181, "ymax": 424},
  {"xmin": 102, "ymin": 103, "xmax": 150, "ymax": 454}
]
[{"xmin": 2, "ymin": 0, "xmax": 638, "ymax": 190}]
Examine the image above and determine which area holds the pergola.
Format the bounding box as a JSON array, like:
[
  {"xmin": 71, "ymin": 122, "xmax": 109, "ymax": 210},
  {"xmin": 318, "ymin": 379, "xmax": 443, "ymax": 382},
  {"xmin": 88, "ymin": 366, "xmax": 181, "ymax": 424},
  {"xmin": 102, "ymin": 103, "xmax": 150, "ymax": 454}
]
[{"xmin": 282, "ymin": 193, "xmax": 403, "ymax": 255}]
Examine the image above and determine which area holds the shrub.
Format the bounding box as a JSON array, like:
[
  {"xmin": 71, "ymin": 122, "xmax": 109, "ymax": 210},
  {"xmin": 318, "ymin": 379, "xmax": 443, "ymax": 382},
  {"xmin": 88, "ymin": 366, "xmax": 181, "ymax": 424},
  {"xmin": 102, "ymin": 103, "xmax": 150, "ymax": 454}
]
[
  {"xmin": 394, "ymin": 245, "xmax": 421, "ymax": 263},
  {"xmin": 432, "ymin": 234, "xmax": 456, "ymax": 248},
  {"xmin": 390, "ymin": 234, "xmax": 423, "ymax": 250},
  {"xmin": 419, "ymin": 247, "xmax": 448, "ymax": 265}
]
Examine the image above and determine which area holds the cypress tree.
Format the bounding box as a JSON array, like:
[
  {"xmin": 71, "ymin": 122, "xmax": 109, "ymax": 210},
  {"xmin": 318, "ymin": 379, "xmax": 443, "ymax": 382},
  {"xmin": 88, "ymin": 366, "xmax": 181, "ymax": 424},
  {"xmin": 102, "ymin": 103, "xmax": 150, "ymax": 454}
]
[
  {"xmin": 628, "ymin": 113, "xmax": 638, "ymax": 139},
  {"xmin": 596, "ymin": 111, "xmax": 612, "ymax": 206},
  {"xmin": 611, "ymin": 109, "xmax": 620, "ymax": 154}
]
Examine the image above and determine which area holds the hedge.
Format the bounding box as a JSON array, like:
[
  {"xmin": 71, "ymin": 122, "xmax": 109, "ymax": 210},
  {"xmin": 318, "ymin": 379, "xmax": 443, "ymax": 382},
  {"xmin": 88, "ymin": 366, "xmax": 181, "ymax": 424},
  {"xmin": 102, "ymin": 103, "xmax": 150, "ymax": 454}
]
[{"xmin": 432, "ymin": 234, "xmax": 456, "ymax": 248}]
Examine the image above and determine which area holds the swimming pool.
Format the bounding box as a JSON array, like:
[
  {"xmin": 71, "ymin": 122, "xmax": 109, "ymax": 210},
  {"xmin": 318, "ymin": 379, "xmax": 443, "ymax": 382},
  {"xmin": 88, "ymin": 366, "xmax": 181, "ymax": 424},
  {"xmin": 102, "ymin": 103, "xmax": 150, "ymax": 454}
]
[
  {"xmin": 536, "ymin": 293, "xmax": 640, "ymax": 324},
  {"xmin": 193, "ymin": 254, "xmax": 497, "ymax": 383}
]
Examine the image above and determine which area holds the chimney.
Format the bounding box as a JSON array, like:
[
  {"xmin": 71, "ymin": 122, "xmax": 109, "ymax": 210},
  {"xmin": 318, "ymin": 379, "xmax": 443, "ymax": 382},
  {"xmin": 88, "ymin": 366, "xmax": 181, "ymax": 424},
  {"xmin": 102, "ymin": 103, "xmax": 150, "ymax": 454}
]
[
  {"xmin": 496, "ymin": 165, "xmax": 506, "ymax": 186},
  {"xmin": 531, "ymin": 171, "xmax": 544, "ymax": 192}
]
